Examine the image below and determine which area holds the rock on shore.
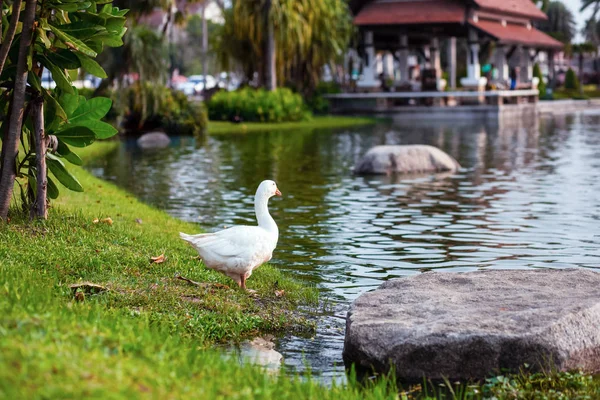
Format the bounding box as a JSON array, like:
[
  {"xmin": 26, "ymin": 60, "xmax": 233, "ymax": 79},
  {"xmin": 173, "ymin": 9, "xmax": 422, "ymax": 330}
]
[
  {"xmin": 343, "ymin": 269, "xmax": 600, "ymax": 382},
  {"xmin": 354, "ymin": 145, "xmax": 460, "ymax": 175},
  {"xmin": 137, "ymin": 132, "xmax": 171, "ymax": 149}
]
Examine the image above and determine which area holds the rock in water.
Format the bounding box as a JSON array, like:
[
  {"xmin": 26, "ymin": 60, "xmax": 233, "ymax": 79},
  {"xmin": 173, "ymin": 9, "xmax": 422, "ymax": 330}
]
[
  {"xmin": 354, "ymin": 145, "xmax": 460, "ymax": 175},
  {"xmin": 137, "ymin": 132, "xmax": 171, "ymax": 149},
  {"xmin": 343, "ymin": 269, "xmax": 600, "ymax": 382}
]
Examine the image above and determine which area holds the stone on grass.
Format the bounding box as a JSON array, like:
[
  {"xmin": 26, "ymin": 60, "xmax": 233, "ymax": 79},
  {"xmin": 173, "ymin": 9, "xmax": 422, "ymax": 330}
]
[
  {"xmin": 137, "ymin": 132, "xmax": 171, "ymax": 149},
  {"xmin": 239, "ymin": 337, "xmax": 283, "ymax": 373},
  {"xmin": 343, "ymin": 269, "xmax": 600, "ymax": 382},
  {"xmin": 354, "ymin": 145, "xmax": 460, "ymax": 175}
]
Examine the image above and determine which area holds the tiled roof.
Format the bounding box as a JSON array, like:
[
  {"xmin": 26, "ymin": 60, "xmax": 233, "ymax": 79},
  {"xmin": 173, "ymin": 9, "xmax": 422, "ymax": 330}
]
[
  {"xmin": 352, "ymin": 0, "xmax": 548, "ymax": 24},
  {"xmin": 472, "ymin": 0, "xmax": 547, "ymax": 20},
  {"xmin": 354, "ymin": 0, "xmax": 466, "ymax": 25},
  {"xmin": 470, "ymin": 18, "xmax": 563, "ymax": 48}
]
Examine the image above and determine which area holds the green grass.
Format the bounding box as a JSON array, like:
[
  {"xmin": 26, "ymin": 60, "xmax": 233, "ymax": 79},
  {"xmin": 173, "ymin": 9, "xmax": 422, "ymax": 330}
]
[
  {"xmin": 207, "ymin": 116, "xmax": 378, "ymax": 135},
  {"xmin": 2, "ymin": 142, "xmax": 599, "ymax": 399},
  {"xmin": 548, "ymin": 85, "xmax": 600, "ymax": 100}
]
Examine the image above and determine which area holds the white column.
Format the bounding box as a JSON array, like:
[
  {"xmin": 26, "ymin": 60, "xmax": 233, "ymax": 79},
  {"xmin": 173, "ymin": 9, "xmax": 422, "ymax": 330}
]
[
  {"xmin": 523, "ymin": 47, "xmax": 533, "ymax": 83},
  {"xmin": 422, "ymin": 45, "xmax": 431, "ymax": 68},
  {"xmin": 494, "ymin": 45, "xmax": 509, "ymax": 82},
  {"xmin": 448, "ymin": 37, "xmax": 457, "ymax": 89},
  {"xmin": 382, "ymin": 52, "xmax": 393, "ymax": 79},
  {"xmin": 460, "ymin": 28, "xmax": 487, "ymax": 90},
  {"xmin": 398, "ymin": 34, "xmax": 409, "ymax": 83},
  {"xmin": 430, "ymin": 38, "xmax": 441, "ymax": 75},
  {"xmin": 357, "ymin": 30, "xmax": 381, "ymax": 89}
]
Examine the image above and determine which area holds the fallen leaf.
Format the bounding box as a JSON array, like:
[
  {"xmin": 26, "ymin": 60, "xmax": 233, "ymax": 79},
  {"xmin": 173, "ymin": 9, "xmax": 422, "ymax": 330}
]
[
  {"xmin": 150, "ymin": 253, "xmax": 166, "ymax": 264},
  {"xmin": 275, "ymin": 290, "xmax": 285, "ymax": 297},
  {"xmin": 101, "ymin": 217, "xmax": 113, "ymax": 225},
  {"xmin": 135, "ymin": 218, "xmax": 143, "ymax": 224},
  {"xmin": 75, "ymin": 291, "xmax": 85, "ymax": 302},
  {"xmin": 69, "ymin": 282, "xmax": 108, "ymax": 295},
  {"xmin": 92, "ymin": 218, "xmax": 99, "ymax": 224}
]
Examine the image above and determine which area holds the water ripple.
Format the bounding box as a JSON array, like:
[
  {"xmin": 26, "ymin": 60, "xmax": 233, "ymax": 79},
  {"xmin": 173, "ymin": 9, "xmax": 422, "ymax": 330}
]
[{"xmin": 90, "ymin": 112, "xmax": 600, "ymax": 382}]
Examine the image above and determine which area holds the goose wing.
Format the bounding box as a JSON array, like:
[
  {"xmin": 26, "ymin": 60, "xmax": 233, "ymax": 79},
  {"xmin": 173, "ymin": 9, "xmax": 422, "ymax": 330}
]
[{"xmin": 180, "ymin": 226, "xmax": 274, "ymax": 262}]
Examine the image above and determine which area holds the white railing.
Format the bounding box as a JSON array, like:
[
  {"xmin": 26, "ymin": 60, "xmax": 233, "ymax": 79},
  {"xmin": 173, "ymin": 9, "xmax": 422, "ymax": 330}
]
[{"xmin": 324, "ymin": 89, "xmax": 538, "ymax": 99}]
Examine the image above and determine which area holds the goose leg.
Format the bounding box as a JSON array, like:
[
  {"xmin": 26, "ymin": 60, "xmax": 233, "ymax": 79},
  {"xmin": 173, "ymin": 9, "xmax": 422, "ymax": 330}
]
[{"xmin": 240, "ymin": 274, "xmax": 246, "ymax": 289}]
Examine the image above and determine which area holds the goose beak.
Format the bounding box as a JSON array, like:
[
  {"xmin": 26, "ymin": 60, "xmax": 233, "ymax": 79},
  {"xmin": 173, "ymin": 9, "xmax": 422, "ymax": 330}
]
[{"xmin": 275, "ymin": 188, "xmax": 282, "ymax": 196}]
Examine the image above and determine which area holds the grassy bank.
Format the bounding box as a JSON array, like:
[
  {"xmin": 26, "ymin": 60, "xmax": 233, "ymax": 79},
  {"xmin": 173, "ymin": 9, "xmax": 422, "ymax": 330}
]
[
  {"xmin": 0, "ymin": 143, "xmax": 391, "ymax": 398},
  {"xmin": 207, "ymin": 116, "xmax": 378, "ymax": 135},
  {"xmin": 2, "ymin": 142, "xmax": 599, "ymax": 399},
  {"xmin": 549, "ymin": 85, "xmax": 600, "ymax": 100}
]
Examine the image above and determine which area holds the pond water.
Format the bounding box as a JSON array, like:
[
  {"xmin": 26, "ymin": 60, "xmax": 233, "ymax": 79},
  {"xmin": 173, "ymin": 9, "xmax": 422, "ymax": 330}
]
[{"xmin": 90, "ymin": 111, "xmax": 600, "ymax": 382}]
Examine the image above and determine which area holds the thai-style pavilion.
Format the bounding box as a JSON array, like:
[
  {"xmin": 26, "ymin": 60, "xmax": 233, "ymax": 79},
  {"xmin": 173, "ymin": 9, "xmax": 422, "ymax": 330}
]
[{"xmin": 348, "ymin": 0, "xmax": 563, "ymax": 91}]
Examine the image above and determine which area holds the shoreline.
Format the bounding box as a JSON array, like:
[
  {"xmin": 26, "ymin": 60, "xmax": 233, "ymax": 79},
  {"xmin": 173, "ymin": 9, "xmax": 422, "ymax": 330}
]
[{"xmin": 207, "ymin": 115, "xmax": 379, "ymax": 135}]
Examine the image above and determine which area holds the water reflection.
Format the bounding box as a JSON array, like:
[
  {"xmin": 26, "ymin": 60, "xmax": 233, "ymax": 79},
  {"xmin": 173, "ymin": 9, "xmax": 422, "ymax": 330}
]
[{"xmin": 89, "ymin": 111, "xmax": 600, "ymax": 380}]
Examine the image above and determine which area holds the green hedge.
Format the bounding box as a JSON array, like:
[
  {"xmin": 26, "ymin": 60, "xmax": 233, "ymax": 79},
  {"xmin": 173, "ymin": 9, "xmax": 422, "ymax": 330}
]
[
  {"xmin": 305, "ymin": 82, "xmax": 341, "ymax": 114},
  {"xmin": 207, "ymin": 88, "xmax": 311, "ymax": 123},
  {"xmin": 114, "ymin": 83, "xmax": 208, "ymax": 136},
  {"xmin": 533, "ymin": 63, "xmax": 546, "ymax": 97},
  {"xmin": 565, "ymin": 68, "xmax": 579, "ymax": 91}
]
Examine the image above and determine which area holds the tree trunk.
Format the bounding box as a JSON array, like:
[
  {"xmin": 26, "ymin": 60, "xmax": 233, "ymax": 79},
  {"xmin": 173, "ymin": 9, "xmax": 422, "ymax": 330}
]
[
  {"xmin": 0, "ymin": 0, "xmax": 37, "ymax": 220},
  {"xmin": 30, "ymin": 96, "xmax": 46, "ymax": 219},
  {"xmin": 579, "ymin": 52, "xmax": 584, "ymax": 97},
  {"xmin": 0, "ymin": 0, "xmax": 23, "ymax": 76},
  {"xmin": 265, "ymin": 0, "xmax": 276, "ymax": 91},
  {"xmin": 202, "ymin": 5, "xmax": 208, "ymax": 80},
  {"xmin": 547, "ymin": 50, "xmax": 555, "ymax": 90}
]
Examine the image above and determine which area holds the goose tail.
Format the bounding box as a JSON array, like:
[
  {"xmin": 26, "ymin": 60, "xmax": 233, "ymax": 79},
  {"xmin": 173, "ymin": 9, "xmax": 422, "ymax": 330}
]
[
  {"xmin": 179, "ymin": 232, "xmax": 194, "ymax": 242},
  {"xmin": 179, "ymin": 232, "xmax": 215, "ymax": 246}
]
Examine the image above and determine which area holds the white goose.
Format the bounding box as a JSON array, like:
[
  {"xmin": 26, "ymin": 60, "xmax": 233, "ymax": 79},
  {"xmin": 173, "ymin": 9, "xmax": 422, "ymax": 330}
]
[{"xmin": 180, "ymin": 180, "xmax": 282, "ymax": 289}]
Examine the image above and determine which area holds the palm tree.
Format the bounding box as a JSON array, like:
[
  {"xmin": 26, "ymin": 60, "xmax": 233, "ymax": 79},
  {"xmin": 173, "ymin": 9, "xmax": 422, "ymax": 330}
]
[
  {"xmin": 537, "ymin": 1, "xmax": 576, "ymax": 44},
  {"xmin": 572, "ymin": 42, "xmax": 597, "ymax": 95},
  {"xmin": 218, "ymin": 0, "xmax": 353, "ymax": 93},
  {"xmin": 581, "ymin": 0, "xmax": 600, "ymax": 20},
  {"xmin": 583, "ymin": 17, "xmax": 600, "ymax": 45}
]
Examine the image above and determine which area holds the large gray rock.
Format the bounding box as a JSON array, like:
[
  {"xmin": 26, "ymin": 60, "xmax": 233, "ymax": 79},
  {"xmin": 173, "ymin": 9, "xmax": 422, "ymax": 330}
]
[
  {"xmin": 137, "ymin": 131, "xmax": 171, "ymax": 149},
  {"xmin": 354, "ymin": 145, "xmax": 460, "ymax": 175},
  {"xmin": 343, "ymin": 269, "xmax": 600, "ymax": 382}
]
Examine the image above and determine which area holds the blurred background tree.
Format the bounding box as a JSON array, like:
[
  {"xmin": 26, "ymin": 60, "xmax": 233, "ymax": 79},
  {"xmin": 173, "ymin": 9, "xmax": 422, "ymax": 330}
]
[
  {"xmin": 537, "ymin": 1, "xmax": 576, "ymax": 44},
  {"xmin": 214, "ymin": 0, "xmax": 354, "ymax": 95}
]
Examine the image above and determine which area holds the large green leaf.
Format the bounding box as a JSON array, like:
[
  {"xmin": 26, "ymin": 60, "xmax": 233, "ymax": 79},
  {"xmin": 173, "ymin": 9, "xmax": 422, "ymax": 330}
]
[
  {"xmin": 51, "ymin": 2, "xmax": 91, "ymax": 12},
  {"xmin": 39, "ymin": 55, "xmax": 74, "ymax": 94},
  {"xmin": 43, "ymin": 91, "xmax": 68, "ymax": 132},
  {"xmin": 46, "ymin": 49, "xmax": 81, "ymax": 70},
  {"xmin": 28, "ymin": 71, "xmax": 42, "ymax": 92},
  {"xmin": 47, "ymin": 176, "xmax": 60, "ymax": 199},
  {"xmin": 75, "ymin": 53, "xmax": 107, "ymax": 78},
  {"xmin": 105, "ymin": 16, "xmax": 126, "ymax": 32},
  {"xmin": 86, "ymin": 28, "xmax": 126, "ymax": 48},
  {"xmin": 72, "ymin": 12, "xmax": 106, "ymax": 26},
  {"xmin": 49, "ymin": 24, "xmax": 98, "ymax": 57},
  {"xmin": 70, "ymin": 97, "xmax": 112, "ymax": 123},
  {"xmin": 72, "ymin": 120, "xmax": 117, "ymax": 139},
  {"xmin": 0, "ymin": 64, "xmax": 16, "ymax": 82},
  {"xmin": 54, "ymin": 125, "xmax": 95, "ymax": 147},
  {"xmin": 47, "ymin": 154, "xmax": 84, "ymax": 192},
  {"xmin": 28, "ymin": 173, "xmax": 37, "ymax": 198},
  {"xmin": 58, "ymin": 92, "xmax": 83, "ymax": 117},
  {"xmin": 59, "ymin": 21, "xmax": 105, "ymax": 39},
  {"xmin": 36, "ymin": 27, "xmax": 52, "ymax": 48},
  {"xmin": 56, "ymin": 140, "xmax": 83, "ymax": 166}
]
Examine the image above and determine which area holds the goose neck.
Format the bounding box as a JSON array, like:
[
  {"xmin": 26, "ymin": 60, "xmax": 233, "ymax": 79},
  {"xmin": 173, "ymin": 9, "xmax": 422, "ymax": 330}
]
[{"xmin": 255, "ymin": 193, "xmax": 278, "ymax": 235}]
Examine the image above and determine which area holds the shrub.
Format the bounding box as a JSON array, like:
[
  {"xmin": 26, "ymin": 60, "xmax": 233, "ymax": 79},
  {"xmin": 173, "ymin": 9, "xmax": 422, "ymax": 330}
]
[
  {"xmin": 533, "ymin": 63, "xmax": 546, "ymax": 98},
  {"xmin": 305, "ymin": 82, "xmax": 341, "ymax": 114},
  {"xmin": 207, "ymin": 88, "xmax": 311, "ymax": 123},
  {"xmin": 114, "ymin": 82, "xmax": 208, "ymax": 135},
  {"xmin": 565, "ymin": 68, "xmax": 579, "ymax": 90}
]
